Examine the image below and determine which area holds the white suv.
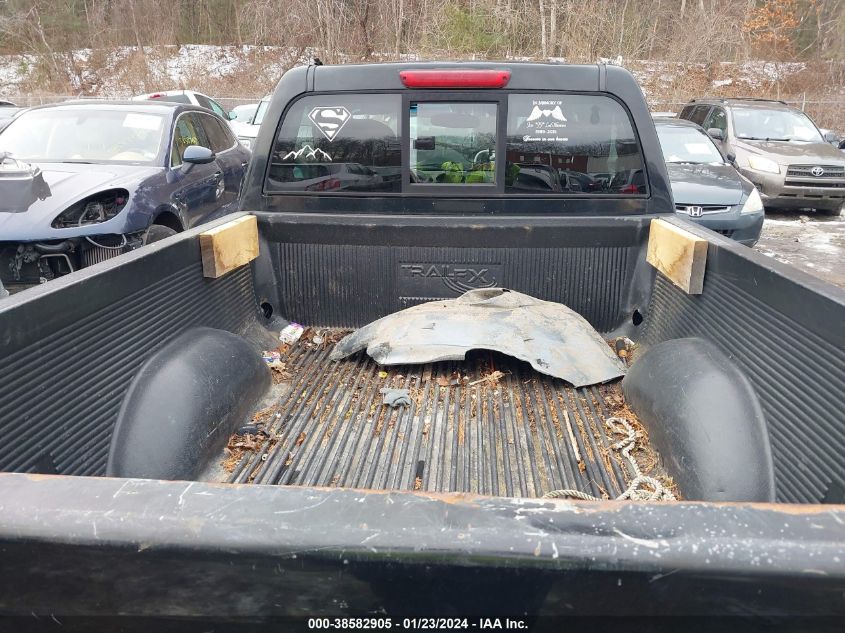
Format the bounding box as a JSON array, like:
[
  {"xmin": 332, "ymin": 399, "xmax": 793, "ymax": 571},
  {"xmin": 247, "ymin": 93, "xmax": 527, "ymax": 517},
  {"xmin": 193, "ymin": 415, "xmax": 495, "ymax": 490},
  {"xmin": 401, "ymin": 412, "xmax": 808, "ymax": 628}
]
[
  {"xmin": 132, "ymin": 90, "xmax": 233, "ymax": 121},
  {"xmin": 236, "ymin": 95, "xmax": 270, "ymax": 151}
]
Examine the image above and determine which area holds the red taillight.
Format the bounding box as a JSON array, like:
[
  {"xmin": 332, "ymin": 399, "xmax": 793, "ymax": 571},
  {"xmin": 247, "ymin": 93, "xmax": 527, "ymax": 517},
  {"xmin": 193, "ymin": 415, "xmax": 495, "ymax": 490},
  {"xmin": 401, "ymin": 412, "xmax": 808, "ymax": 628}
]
[
  {"xmin": 149, "ymin": 93, "xmax": 165, "ymax": 99},
  {"xmin": 399, "ymin": 69, "xmax": 510, "ymax": 89}
]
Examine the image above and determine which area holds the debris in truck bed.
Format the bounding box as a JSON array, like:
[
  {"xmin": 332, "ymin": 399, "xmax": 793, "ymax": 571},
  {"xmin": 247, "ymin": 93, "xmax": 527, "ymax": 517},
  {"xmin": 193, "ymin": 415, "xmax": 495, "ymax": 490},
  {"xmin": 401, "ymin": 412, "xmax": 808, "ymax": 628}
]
[
  {"xmin": 223, "ymin": 431, "xmax": 266, "ymax": 473},
  {"xmin": 261, "ymin": 350, "xmax": 289, "ymax": 383},
  {"xmin": 330, "ymin": 288, "xmax": 626, "ymax": 388},
  {"xmin": 225, "ymin": 334, "xmax": 679, "ymax": 500},
  {"xmin": 380, "ymin": 388, "xmax": 412, "ymax": 408},
  {"xmin": 251, "ymin": 405, "xmax": 277, "ymax": 425},
  {"xmin": 279, "ymin": 322, "xmax": 304, "ymax": 344},
  {"xmin": 543, "ymin": 416, "xmax": 676, "ymax": 501},
  {"xmin": 563, "ymin": 409, "xmax": 582, "ymax": 465},
  {"xmin": 237, "ymin": 423, "xmax": 263, "ymax": 436},
  {"xmin": 468, "ymin": 370, "xmax": 504, "ymax": 387}
]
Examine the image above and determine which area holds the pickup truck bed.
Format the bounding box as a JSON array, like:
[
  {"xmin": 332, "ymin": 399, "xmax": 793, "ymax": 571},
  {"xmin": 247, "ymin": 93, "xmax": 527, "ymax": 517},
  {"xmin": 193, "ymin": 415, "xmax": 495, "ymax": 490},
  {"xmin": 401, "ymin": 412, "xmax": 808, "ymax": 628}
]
[
  {"xmin": 1, "ymin": 61, "xmax": 843, "ymax": 625},
  {"xmin": 221, "ymin": 335, "xmax": 673, "ymax": 499}
]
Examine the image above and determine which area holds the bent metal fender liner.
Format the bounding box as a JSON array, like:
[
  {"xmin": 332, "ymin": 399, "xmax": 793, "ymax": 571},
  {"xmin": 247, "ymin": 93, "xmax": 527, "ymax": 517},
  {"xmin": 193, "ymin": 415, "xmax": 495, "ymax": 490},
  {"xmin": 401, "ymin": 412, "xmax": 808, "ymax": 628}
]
[{"xmin": 330, "ymin": 288, "xmax": 626, "ymax": 388}]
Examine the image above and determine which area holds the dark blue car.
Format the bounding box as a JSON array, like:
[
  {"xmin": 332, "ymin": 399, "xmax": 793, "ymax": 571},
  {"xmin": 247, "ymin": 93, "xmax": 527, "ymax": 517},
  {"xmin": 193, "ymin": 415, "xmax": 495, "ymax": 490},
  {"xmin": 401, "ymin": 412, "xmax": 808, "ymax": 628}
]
[
  {"xmin": 654, "ymin": 116, "xmax": 764, "ymax": 246},
  {"xmin": 0, "ymin": 100, "xmax": 250, "ymax": 290}
]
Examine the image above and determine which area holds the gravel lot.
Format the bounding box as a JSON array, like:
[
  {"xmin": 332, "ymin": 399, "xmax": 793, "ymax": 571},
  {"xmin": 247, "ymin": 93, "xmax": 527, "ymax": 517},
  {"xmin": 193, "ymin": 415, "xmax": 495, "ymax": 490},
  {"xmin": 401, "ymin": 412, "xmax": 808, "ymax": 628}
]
[{"xmin": 755, "ymin": 212, "xmax": 845, "ymax": 289}]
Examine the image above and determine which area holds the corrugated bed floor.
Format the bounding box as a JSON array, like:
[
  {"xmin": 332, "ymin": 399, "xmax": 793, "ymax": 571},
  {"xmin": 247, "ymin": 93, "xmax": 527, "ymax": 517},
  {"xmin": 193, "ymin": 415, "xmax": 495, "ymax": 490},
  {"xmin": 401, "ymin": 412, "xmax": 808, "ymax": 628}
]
[{"xmin": 224, "ymin": 334, "xmax": 668, "ymax": 499}]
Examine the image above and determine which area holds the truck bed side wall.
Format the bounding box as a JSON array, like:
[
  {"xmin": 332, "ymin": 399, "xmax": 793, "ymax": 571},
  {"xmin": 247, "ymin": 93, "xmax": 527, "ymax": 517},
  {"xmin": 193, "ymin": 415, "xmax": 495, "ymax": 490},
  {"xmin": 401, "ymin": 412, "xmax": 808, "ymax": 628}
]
[
  {"xmin": 642, "ymin": 217, "xmax": 845, "ymax": 504},
  {"xmin": 0, "ymin": 214, "xmax": 259, "ymax": 476}
]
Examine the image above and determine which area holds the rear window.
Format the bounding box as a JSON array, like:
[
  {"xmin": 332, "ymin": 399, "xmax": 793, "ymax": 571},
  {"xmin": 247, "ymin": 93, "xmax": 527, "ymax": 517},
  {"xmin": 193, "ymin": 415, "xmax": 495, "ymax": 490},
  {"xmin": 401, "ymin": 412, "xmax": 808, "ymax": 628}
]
[
  {"xmin": 687, "ymin": 105, "xmax": 711, "ymax": 126},
  {"xmin": 148, "ymin": 94, "xmax": 190, "ymax": 104},
  {"xmin": 266, "ymin": 94, "xmax": 401, "ymax": 193},
  {"xmin": 265, "ymin": 91, "xmax": 647, "ymax": 196},
  {"xmin": 506, "ymin": 94, "xmax": 645, "ymax": 194},
  {"xmin": 410, "ymin": 102, "xmax": 497, "ymax": 185}
]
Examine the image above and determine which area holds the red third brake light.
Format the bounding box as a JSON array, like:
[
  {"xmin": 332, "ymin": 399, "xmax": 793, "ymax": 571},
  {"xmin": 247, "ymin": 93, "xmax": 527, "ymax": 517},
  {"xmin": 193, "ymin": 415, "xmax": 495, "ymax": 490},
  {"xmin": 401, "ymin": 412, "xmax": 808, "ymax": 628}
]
[{"xmin": 399, "ymin": 69, "xmax": 511, "ymax": 89}]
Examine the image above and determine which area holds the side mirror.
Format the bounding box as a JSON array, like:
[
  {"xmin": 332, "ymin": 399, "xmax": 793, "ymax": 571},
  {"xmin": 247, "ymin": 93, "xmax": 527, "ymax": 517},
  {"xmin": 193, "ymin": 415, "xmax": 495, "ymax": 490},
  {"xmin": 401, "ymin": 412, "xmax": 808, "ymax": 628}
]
[
  {"xmin": 823, "ymin": 130, "xmax": 838, "ymax": 144},
  {"xmin": 228, "ymin": 111, "xmax": 238, "ymax": 121},
  {"xmin": 180, "ymin": 145, "xmax": 215, "ymax": 173},
  {"xmin": 707, "ymin": 127, "xmax": 725, "ymax": 141},
  {"xmin": 726, "ymin": 152, "xmax": 737, "ymax": 164}
]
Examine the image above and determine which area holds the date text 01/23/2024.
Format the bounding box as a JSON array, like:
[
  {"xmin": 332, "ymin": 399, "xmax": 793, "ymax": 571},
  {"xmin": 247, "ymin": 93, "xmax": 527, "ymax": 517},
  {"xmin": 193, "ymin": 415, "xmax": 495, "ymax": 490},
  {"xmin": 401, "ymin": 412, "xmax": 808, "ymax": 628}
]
[{"xmin": 307, "ymin": 617, "xmax": 529, "ymax": 630}]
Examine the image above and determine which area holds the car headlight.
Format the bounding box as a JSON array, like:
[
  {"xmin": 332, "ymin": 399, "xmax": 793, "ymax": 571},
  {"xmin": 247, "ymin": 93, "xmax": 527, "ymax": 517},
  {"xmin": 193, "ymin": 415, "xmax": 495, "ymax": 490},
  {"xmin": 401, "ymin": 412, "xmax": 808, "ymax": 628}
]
[
  {"xmin": 239, "ymin": 137, "xmax": 252, "ymax": 150},
  {"xmin": 747, "ymin": 156, "xmax": 780, "ymax": 174},
  {"xmin": 52, "ymin": 189, "xmax": 129, "ymax": 228},
  {"xmin": 741, "ymin": 188, "xmax": 763, "ymax": 214}
]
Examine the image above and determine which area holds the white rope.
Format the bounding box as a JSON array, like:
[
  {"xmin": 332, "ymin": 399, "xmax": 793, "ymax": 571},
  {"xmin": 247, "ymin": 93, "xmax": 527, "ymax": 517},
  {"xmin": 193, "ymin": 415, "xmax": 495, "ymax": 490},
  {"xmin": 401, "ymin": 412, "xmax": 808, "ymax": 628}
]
[{"xmin": 543, "ymin": 416, "xmax": 676, "ymax": 502}]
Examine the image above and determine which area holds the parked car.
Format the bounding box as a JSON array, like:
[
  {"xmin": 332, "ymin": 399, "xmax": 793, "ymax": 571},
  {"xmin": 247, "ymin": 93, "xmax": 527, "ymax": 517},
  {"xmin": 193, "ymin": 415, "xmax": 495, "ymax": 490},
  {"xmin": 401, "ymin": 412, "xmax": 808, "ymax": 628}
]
[
  {"xmin": 654, "ymin": 116, "xmax": 763, "ymax": 246},
  {"xmin": 132, "ymin": 89, "xmax": 234, "ymax": 121},
  {"xmin": 228, "ymin": 102, "xmax": 259, "ymax": 137},
  {"xmin": 0, "ymin": 105, "xmax": 25, "ymax": 132},
  {"xmin": 230, "ymin": 103, "xmax": 258, "ymax": 124},
  {"xmin": 236, "ymin": 94, "xmax": 269, "ymax": 150},
  {"xmin": 679, "ymin": 98, "xmax": 845, "ymax": 215},
  {"xmin": 0, "ymin": 100, "xmax": 250, "ymax": 290}
]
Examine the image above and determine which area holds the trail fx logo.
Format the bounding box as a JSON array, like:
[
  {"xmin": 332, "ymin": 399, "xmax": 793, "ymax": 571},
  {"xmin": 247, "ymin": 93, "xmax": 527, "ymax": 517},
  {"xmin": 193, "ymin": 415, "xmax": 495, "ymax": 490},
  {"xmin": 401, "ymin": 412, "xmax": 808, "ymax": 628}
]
[
  {"xmin": 401, "ymin": 264, "xmax": 497, "ymax": 294},
  {"xmin": 685, "ymin": 205, "xmax": 703, "ymax": 217},
  {"xmin": 308, "ymin": 107, "xmax": 351, "ymax": 141},
  {"xmin": 526, "ymin": 105, "xmax": 567, "ymax": 122}
]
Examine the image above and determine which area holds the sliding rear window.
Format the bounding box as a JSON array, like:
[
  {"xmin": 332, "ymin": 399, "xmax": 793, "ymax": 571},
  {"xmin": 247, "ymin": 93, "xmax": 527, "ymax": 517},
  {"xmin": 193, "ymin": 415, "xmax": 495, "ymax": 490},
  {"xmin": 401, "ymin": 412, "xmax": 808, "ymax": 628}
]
[
  {"xmin": 506, "ymin": 94, "xmax": 646, "ymax": 195},
  {"xmin": 266, "ymin": 94, "xmax": 401, "ymax": 193}
]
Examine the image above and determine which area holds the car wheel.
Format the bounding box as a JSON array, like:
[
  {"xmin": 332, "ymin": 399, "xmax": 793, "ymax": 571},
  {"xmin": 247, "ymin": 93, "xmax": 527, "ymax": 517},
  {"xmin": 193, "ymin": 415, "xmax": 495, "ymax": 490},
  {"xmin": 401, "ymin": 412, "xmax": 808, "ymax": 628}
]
[
  {"xmin": 815, "ymin": 205, "xmax": 842, "ymax": 217},
  {"xmin": 143, "ymin": 224, "xmax": 178, "ymax": 244}
]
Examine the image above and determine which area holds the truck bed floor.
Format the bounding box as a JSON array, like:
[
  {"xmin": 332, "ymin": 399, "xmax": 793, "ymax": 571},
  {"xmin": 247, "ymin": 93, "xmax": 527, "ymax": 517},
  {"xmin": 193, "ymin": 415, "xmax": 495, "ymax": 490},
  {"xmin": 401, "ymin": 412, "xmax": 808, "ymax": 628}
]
[{"xmin": 224, "ymin": 334, "xmax": 673, "ymax": 499}]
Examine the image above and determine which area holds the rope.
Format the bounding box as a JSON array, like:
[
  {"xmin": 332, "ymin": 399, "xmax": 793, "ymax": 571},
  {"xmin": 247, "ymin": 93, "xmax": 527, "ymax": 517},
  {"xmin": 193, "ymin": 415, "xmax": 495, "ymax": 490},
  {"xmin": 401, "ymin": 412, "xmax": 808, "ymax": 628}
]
[{"xmin": 542, "ymin": 416, "xmax": 676, "ymax": 502}]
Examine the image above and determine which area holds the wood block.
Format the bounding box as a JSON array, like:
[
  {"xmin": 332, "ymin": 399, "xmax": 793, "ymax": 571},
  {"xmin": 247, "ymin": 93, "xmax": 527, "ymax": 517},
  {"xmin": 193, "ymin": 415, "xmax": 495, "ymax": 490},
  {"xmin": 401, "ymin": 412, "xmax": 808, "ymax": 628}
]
[
  {"xmin": 646, "ymin": 219, "xmax": 708, "ymax": 294},
  {"xmin": 199, "ymin": 215, "xmax": 259, "ymax": 279}
]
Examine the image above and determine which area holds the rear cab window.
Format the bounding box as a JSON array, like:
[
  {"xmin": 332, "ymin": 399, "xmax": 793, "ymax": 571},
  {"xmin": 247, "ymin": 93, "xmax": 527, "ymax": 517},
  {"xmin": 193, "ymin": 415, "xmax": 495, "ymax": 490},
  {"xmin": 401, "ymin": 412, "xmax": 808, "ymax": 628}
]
[
  {"xmin": 267, "ymin": 94, "xmax": 401, "ymax": 193},
  {"xmin": 506, "ymin": 94, "xmax": 645, "ymax": 194},
  {"xmin": 410, "ymin": 102, "xmax": 497, "ymax": 185},
  {"xmin": 266, "ymin": 90, "xmax": 646, "ymax": 197}
]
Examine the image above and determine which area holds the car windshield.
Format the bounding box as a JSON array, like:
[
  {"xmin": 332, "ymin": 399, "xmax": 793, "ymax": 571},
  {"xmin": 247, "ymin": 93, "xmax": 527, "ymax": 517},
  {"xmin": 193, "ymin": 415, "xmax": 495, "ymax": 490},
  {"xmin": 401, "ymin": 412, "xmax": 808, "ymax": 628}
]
[
  {"xmin": 732, "ymin": 107, "xmax": 823, "ymax": 142},
  {"xmin": 253, "ymin": 100, "xmax": 269, "ymax": 125},
  {"xmin": 0, "ymin": 109, "xmax": 165, "ymax": 163},
  {"xmin": 656, "ymin": 124, "xmax": 724, "ymax": 164}
]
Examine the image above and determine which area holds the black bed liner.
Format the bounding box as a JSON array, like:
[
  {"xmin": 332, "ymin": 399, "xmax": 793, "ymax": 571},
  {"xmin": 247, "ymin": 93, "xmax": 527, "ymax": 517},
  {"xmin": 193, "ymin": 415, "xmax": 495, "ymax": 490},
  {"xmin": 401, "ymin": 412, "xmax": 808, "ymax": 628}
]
[{"xmin": 224, "ymin": 334, "xmax": 674, "ymax": 499}]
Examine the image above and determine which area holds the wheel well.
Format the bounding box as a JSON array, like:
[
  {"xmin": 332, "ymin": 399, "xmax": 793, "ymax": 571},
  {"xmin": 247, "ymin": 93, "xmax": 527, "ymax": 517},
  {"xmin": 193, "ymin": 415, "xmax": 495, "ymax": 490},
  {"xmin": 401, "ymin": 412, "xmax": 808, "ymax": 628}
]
[{"xmin": 153, "ymin": 210, "xmax": 183, "ymax": 232}]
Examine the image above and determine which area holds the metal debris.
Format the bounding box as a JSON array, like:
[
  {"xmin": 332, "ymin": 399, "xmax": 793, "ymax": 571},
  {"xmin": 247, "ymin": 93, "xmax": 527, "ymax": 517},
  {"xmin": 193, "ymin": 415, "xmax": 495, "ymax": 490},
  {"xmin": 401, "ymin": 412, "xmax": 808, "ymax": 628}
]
[
  {"xmin": 380, "ymin": 388, "xmax": 412, "ymax": 408},
  {"xmin": 331, "ymin": 288, "xmax": 626, "ymax": 388}
]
